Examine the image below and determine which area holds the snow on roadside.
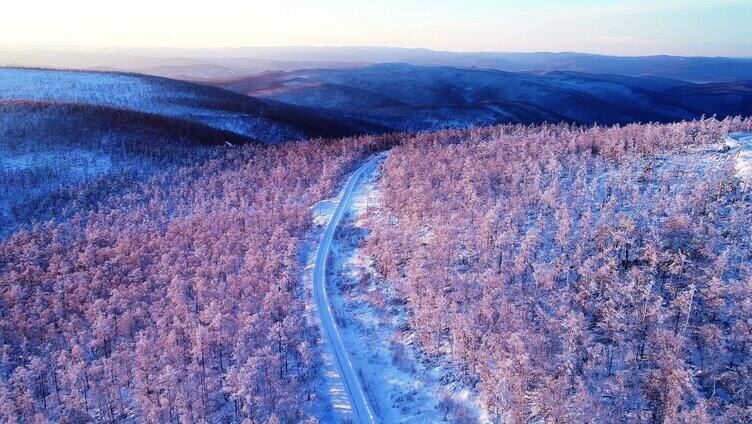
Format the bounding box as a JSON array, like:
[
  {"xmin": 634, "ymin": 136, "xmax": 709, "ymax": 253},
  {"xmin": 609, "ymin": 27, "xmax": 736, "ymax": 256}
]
[
  {"xmin": 325, "ymin": 159, "xmax": 493, "ymax": 423},
  {"xmin": 299, "ymin": 184, "xmax": 358, "ymax": 423},
  {"xmin": 725, "ymin": 132, "xmax": 752, "ymax": 180},
  {"xmin": 299, "ymin": 134, "xmax": 748, "ymax": 423}
]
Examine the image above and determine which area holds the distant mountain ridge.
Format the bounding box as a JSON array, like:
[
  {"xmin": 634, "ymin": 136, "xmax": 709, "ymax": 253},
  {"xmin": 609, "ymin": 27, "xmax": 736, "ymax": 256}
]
[
  {"xmin": 2, "ymin": 47, "xmax": 752, "ymax": 83},
  {"xmin": 211, "ymin": 63, "xmax": 752, "ymax": 132},
  {"xmin": 222, "ymin": 48, "xmax": 752, "ymax": 83}
]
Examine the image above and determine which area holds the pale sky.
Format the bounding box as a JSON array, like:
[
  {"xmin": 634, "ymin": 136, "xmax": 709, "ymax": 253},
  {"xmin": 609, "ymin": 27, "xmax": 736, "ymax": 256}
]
[{"xmin": 2, "ymin": 0, "xmax": 751, "ymax": 56}]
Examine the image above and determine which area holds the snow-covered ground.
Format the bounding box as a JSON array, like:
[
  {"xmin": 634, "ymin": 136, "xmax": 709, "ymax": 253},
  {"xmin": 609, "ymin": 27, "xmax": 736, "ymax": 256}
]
[
  {"xmin": 302, "ymin": 132, "xmax": 751, "ymax": 423},
  {"xmin": 302, "ymin": 153, "xmax": 492, "ymax": 423},
  {"xmin": 312, "ymin": 154, "xmax": 385, "ymax": 423},
  {"xmin": 0, "ymin": 146, "xmax": 119, "ymax": 236},
  {"xmin": 726, "ymin": 131, "xmax": 752, "ymax": 179},
  {"xmin": 301, "ymin": 156, "xmax": 384, "ymax": 423},
  {"xmin": 0, "ymin": 149, "xmax": 112, "ymax": 174}
]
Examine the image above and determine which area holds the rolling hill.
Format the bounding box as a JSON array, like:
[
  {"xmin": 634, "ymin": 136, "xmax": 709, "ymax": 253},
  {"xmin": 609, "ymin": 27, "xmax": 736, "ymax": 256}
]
[
  {"xmin": 0, "ymin": 67, "xmax": 377, "ymax": 143},
  {"xmin": 212, "ymin": 63, "xmax": 752, "ymax": 132}
]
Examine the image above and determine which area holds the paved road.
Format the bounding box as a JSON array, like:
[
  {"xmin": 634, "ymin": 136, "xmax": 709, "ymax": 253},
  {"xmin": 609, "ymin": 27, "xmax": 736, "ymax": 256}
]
[{"xmin": 313, "ymin": 152, "xmax": 386, "ymax": 424}]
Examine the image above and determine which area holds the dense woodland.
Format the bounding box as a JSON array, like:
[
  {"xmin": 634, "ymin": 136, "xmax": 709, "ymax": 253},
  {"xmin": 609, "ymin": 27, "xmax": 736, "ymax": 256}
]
[
  {"xmin": 365, "ymin": 118, "xmax": 752, "ymax": 423},
  {"xmin": 3, "ymin": 114, "xmax": 752, "ymax": 423},
  {"xmin": 0, "ymin": 133, "xmax": 397, "ymax": 422}
]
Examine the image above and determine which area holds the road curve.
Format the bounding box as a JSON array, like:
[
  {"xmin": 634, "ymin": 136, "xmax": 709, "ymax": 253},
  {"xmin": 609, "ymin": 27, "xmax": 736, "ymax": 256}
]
[{"xmin": 314, "ymin": 152, "xmax": 386, "ymax": 424}]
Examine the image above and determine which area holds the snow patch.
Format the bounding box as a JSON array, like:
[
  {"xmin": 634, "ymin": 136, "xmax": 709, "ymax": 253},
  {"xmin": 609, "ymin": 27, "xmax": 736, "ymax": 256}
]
[
  {"xmin": 725, "ymin": 132, "xmax": 752, "ymax": 179},
  {"xmin": 325, "ymin": 157, "xmax": 492, "ymax": 423},
  {"xmin": 300, "ymin": 165, "xmax": 366, "ymax": 423}
]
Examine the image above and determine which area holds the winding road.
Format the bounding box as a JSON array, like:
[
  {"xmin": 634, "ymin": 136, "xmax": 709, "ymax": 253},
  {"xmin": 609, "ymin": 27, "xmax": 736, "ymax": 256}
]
[{"xmin": 313, "ymin": 152, "xmax": 386, "ymax": 424}]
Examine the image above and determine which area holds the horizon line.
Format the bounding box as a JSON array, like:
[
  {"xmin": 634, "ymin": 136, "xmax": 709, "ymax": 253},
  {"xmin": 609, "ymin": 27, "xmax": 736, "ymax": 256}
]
[{"xmin": 0, "ymin": 44, "xmax": 750, "ymax": 60}]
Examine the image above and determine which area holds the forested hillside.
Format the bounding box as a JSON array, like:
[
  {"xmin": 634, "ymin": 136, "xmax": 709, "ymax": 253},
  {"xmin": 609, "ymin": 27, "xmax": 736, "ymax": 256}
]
[
  {"xmin": 364, "ymin": 118, "xmax": 752, "ymax": 422},
  {"xmin": 0, "ymin": 68, "xmax": 374, "ymax": 143},
  {"xmin": 0, "ymin": 133, "xmax": 397, "ymax": 422},
  {"xmin": 0, "ymin": 100, "xmax": 253, "ymax": 238},
  {"xmin": 3, "ymin": 115, "xmax": 752, "ymax": 423}
]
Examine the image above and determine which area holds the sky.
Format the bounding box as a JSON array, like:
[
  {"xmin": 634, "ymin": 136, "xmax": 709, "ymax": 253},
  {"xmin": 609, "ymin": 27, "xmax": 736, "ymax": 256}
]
[{"xmin": 1, "ymin": 0, "xmax": 751, "ymax": 56}]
